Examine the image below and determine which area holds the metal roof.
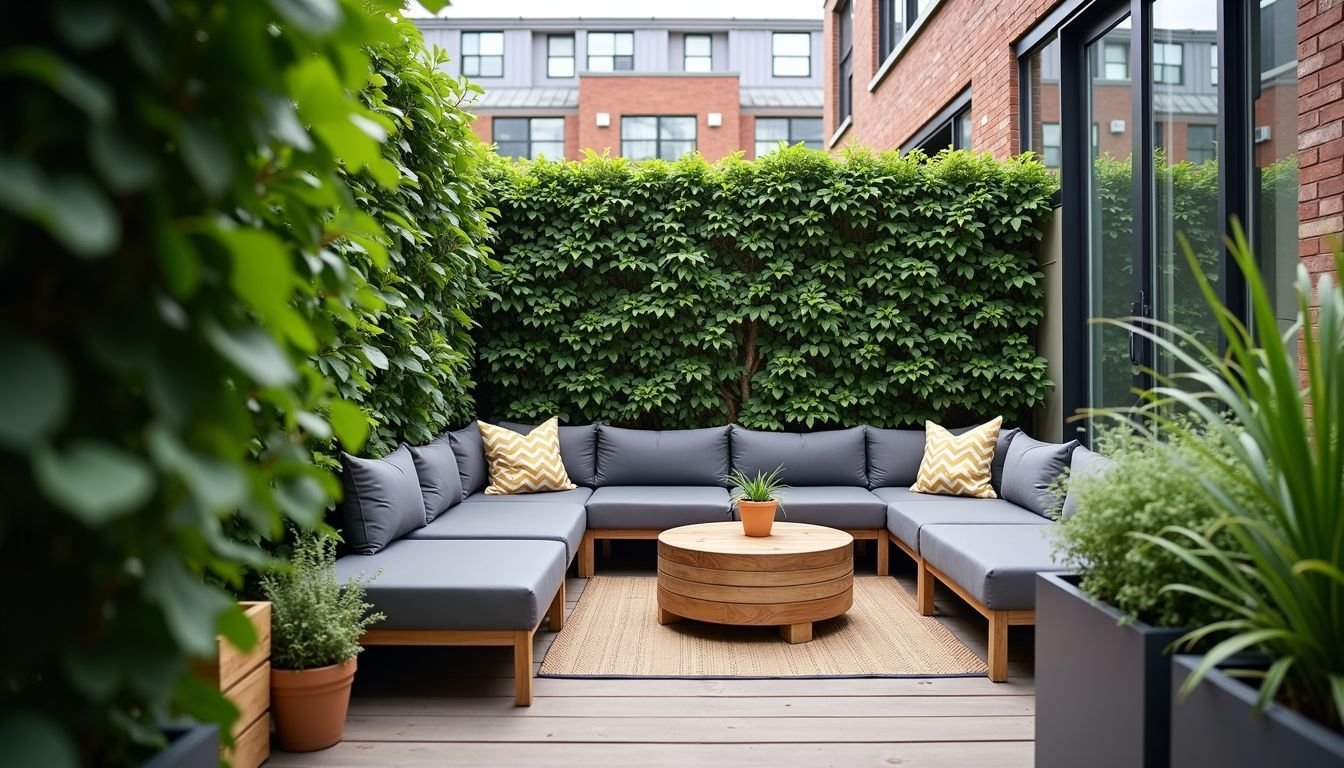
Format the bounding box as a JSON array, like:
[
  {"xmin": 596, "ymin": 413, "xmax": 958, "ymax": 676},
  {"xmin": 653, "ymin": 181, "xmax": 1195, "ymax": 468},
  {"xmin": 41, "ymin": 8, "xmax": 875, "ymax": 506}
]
[
  {"xmin": 470, "ymin": 87, "xmax": 580, "ymax": 109},
  {"xmin": 1153, "ymin": 92, "xmax": 1218, "ymax": 116},
  {"xmin": 739, "ymin": 87, "xmax": 824, "ymax": 109}
]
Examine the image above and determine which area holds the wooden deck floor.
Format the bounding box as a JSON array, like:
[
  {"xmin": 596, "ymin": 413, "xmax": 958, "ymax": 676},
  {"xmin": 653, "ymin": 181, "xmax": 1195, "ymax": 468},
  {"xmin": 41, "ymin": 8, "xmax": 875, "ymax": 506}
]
[{"xmin": 267, "ymin": 545, "xmax": 1036, "ymax": 767}]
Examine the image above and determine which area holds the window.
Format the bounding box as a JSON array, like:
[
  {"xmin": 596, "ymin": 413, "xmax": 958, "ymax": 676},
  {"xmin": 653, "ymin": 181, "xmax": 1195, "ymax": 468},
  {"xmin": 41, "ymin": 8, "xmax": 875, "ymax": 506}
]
[
  {"xmin": 587, "ymin": 32, "xmax": 634, "ymax": 72},
  {"xmin": 1042, "ymin": 123, "xmax": 1061, "ymax": 168},
  {"xmin": 547, "ymin": 35, "xmax": 575, "ymax": 78},
  {"xmin": 684, "ymin": 34, "xmax": 712, "ymax": 72},
  {"xmin": 1186, "ymin": 124, "xmax": 1215, "ymax": 163},
  {"xmin": 835, "ymin": 4, "xmax": 853, "ymax": 124},
  {"xmin": 462, "ymin": 32, "xmax": 504, "ymax": 78},
  {"xmin": 1209, "ymin": 43, "xmax": 1218, "ymax": 86},
  {"xmin": 754, "ymin": 118, "xmax": 824, "ymax": 156},
  {"xmin": 493, "ymin": 118, "xmax": 565, "ymax": 160},
  {"xmin": 914, "ymin": 104, "xmax": 972, "ymax": 153},
  {"xmin": 1153, "ymin": 42, "xmax": 1182, "ymax": 84},
  {"xmin": 621, "ymin": 116, "xmax": 696, "ymax": 160},
  {"xmin": 773, "ymin": 32, "xmax": 811, "ymax": 77},
  {"xmin": 1102, "ymin": 41, "xmax": 1128, "ymax": 80},
  {"xmin": 878, "ymin": 0, "xmax": 935, "ymax": 61}
]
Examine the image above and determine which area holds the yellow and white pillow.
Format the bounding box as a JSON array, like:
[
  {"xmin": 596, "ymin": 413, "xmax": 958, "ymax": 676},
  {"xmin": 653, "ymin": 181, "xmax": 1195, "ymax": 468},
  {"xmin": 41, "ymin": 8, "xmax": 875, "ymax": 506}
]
[
  {"xmin": 478, "ymin": 417, "xmax": 577, "ymax": 495},
  {"xmin": 912, "ymin": 417, "xmax": 1003, "ymax": 499}
]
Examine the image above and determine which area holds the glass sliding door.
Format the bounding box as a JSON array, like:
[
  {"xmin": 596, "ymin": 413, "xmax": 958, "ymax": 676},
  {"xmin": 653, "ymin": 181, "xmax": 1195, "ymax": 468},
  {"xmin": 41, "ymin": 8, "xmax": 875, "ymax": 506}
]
[{"xmin": 1085, "ymin": 13, "xmax": 1138, "ymax": 415}]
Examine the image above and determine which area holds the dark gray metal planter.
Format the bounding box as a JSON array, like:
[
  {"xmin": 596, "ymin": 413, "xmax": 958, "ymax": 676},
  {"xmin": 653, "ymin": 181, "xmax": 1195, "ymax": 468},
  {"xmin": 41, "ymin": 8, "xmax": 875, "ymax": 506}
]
[
  {"xmin": 1171, "ymin": 654, "xmax": 1344, "ymax": 767},
  {"xmin": 1034, "ymin": 572, "xmax": 1185, "ymax": 768},
  {"xmin": 140, "ymin": 725, "xmax": 218, "ymax": 768}
]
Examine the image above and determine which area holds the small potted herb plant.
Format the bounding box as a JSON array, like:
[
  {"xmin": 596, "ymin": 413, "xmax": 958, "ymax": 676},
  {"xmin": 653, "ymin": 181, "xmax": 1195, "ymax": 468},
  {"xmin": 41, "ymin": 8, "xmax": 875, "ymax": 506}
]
[
  {"xmin": 727, "ymin": 466, "xmax": 787, "ymax": 537},
  {"xmin": 261, "ymin": 533, "xmax": 384, "ymax": 753}
]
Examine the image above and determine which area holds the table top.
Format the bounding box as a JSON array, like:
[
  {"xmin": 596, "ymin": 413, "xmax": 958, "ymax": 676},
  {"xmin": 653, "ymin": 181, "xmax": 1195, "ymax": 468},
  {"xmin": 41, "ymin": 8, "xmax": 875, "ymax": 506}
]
[{"xmin": 657, "ymin": 522, "xmax": 854, "ymax": 556}]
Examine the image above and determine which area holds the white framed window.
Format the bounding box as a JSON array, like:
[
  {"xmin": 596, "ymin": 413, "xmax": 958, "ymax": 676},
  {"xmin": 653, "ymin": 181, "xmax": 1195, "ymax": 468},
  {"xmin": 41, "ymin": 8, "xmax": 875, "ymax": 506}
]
[
  {"xmin": 587, "ymin": 32, "xmax": 634, "ymax": 72},
  {"xmin": 621, "ymin": 116, "xmax": 696, "ymax": 160},
  {"xmin": 494, "ymin": 118, "xmax": 566, "ymax": 160},
  {"xmin": 547, "ymin": 35, "xmax": 575, "ymax": 78},
  {"xmin": 462, "ymin": 31, "xmax": 504, "ymax": 78},
  {"xmin": 773, "ymin": 32, "xmax": 811, "ymax": 77},
  {"xmin": 684, "ymin": 34, "xmax": 712, "ymax": 72},
  {"xmin": 1102, "ymin": 41, "xmax": 1128, "ymax": 80},
  {"xmin": 1210, "ymin": 43, "xmax": 1218, "ymax": 86},
  {"xmin": 1154, "ymin": 42, "xmax": 1183, "ymax": 85}
]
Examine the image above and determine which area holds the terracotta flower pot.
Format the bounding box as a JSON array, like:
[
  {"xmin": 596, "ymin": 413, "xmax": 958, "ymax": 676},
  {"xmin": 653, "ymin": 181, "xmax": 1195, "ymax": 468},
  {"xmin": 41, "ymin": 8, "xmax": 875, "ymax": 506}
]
[
  {"xmin": 738, "ymin": 499, "xmax": 779, "ymax": 537},
  {"xmin": 270, "ymin": 658, "xmax": 357, "ymax": 753}
]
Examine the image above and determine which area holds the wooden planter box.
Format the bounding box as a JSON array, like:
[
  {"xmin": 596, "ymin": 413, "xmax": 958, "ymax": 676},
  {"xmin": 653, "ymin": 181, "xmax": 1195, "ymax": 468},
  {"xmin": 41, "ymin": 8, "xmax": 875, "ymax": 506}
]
[
  {"xmin": 1035, "ymin": 573, "xmax": 1186, "ymax": 768},
  {"xmin": 198, "ymin": 601, "xmax": 271, "ymax": 768}
]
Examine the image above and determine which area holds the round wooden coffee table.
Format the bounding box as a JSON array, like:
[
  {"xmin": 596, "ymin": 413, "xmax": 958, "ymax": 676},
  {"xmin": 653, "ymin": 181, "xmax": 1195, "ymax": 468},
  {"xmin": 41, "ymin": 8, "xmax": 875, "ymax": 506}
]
[{"xmin": 656, "ymin": 522, "xmax": 854, "ymax": 643}]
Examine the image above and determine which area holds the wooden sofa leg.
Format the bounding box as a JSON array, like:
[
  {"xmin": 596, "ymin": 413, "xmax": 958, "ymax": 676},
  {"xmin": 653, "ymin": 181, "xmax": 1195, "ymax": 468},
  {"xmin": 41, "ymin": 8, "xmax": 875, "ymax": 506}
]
[
  {"xmin": 513, "ymin": 630, "xmax": 534, "ymax": 706},
  {"xmin": 916, "ymin": 559, "xmax": 936, "ymax": 616},
  {"xmin": 548, "ymin": 580, "xmax": 566, "ymax": 632},
  {"xmin": 987, "ymin": 611, "xmax": 1009, "ymax": 683},
  {"xmin": 876, "ymin": 536, "xmax": 889, "ymax": 577},
  {"xmin": 578, "ymin": 532, "xmax": 595, "ymax": 578}
]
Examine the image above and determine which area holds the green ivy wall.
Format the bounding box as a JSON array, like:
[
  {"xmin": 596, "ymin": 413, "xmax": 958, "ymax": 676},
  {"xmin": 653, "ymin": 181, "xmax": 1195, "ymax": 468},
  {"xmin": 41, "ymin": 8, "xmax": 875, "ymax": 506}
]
[{"xmin": 477, "ymin": 148, "xmax": 1059, "ymax": 429}]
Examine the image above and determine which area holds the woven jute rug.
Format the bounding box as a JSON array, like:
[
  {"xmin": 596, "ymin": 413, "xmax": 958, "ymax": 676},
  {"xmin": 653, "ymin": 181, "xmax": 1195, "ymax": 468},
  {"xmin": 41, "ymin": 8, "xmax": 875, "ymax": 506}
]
[{"xmin": 539, "ymin": 576, "xmax": 988, "ymax": 678}]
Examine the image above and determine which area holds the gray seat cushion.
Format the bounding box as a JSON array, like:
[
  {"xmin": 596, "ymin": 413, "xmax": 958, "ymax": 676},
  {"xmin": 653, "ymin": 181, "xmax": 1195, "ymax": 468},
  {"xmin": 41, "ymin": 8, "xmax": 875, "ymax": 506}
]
[
  {"xmin": 1060, "ymin": 446, "xmax": 1116, "ymax": 520},
  {"xmin": 732, "ymin": 486, "xmax": 885, "ymax": 529},
  {"xmin": 870, "ymin": 486, "xmax": 928, "ymax": 504},
  {"xmin": 335, "ymin": 539, "xmax": 566, "ymax": 631},
  {"xmin": 403, "ymin": 501, "xmax": 586, "ymax": 562},
  {"xmin": 885, "ymin": 495, "xmax": 1048, "ymax": 554},
  {"xmin": 866, "ymin": 428, "xmax": 925, "ymax": 488},
  {"xmin": 594, "ymin": 426, "xmax": 730, "ymax": 486},
  {"xmin": 464, "ymin": 487, "xmax": 592, "ymax": 505},
  {"xmin": 586, "ymin": 485, "xmax": 730, "ymax": 529},
  {"xmin": 500, "ymin": 422, "xmax": 598, "ymax": 487},
  {"xmin": 448, "ymin": 423, "xmax": 488, "ymax": 499},
  {"xmin": 406, "ymin": 435, "xmax": 462, "ymax": 522},
  {"xmin": 1001, "ymin": 434, "xmax": 1080, "ymax": 518},
  {"xmin": 920, "ymin": 524, "xmax": 1068, "ymax": 611},
  {"xmin": 730, "ymin": 426, "xmax": 868, "ymax": 486},
  {"xmin": 338, "ymin": 445, "xmax": 426, "ymax": 555}
]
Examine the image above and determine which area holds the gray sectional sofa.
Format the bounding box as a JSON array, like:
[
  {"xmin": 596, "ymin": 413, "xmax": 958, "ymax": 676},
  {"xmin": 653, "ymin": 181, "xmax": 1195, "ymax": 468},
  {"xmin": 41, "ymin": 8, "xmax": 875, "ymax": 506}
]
[{"xmin": 334, "ymin": 421, "xmax": 1101, "ymax": 703}]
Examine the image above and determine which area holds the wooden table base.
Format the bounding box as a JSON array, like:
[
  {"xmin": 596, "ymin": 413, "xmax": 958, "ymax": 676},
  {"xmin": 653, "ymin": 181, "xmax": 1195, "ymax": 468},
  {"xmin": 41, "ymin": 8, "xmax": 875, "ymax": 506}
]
[{"xmin": 655, "ymin": 522, "xmax": 855, "ymax": 644}]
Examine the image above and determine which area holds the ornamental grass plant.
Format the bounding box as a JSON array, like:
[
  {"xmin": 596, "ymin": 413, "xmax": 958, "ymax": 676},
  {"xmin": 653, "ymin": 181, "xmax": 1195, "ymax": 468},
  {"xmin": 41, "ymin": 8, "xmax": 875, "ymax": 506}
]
[{"xmin": 1089, "ymin": 223, "xmax": 1344, "ymax": 733}]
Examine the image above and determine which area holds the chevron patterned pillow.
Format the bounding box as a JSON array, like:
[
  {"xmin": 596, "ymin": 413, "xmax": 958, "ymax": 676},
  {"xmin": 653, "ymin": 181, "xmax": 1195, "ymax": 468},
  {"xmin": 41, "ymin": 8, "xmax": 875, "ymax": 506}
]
[
  {"xmin": 911, "ymin": 417, "xmax": 1003, "ymax": 499},
  {"xmin": 479, "ymin": 417, "xmax": 578, "ymax": 495}
]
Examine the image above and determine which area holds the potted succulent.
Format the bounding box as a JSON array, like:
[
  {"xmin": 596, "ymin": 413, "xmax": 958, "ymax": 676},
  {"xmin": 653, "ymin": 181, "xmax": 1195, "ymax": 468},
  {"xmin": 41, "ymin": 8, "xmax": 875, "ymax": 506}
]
[
  {"xmin": 260, "ymin": 534, "xmax": 384, "ymax": 753},
  {"xmin": 727, "ymin": 466, "xmax": 787, "ymax": 537}
]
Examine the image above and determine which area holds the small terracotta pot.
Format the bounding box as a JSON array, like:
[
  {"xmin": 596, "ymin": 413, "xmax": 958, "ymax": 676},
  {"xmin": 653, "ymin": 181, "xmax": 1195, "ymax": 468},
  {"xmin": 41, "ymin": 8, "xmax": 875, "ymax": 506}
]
[
  {"xmin": 738, "ymin": 499, "xmax": 779, "ymax": 537},
  {"xmin": 271, "ymin": 658, "xmax": 357, "ymax": 753}
]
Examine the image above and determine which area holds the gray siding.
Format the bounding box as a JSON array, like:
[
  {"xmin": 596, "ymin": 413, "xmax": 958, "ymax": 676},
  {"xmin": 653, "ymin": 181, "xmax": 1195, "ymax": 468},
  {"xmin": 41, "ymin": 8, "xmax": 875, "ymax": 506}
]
[
  {"xmin": 730, "ymin": 30, "xmax": 822, "ymax": 87},
  {"xmin": 633, "ymin": 29, "xmax": 669, "ymax": 72}
]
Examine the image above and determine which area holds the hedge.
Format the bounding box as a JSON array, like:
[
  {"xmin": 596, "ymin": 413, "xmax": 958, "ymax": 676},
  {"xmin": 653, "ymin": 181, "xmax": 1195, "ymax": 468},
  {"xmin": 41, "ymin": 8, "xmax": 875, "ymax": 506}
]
[{"xmin": 477, "ymin": 147, "xmax": 1058, "ymax": 429}]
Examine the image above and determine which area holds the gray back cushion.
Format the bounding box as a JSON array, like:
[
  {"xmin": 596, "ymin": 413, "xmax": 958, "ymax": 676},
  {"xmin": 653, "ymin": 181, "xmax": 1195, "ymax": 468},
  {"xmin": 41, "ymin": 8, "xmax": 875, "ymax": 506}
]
[
  {"xmin": 1060, "ymin": 446, "xmax": 1116, "ymax": 520},
  {"xmin": 731, "ymin": 426, "xmax": 868, "ymax": 486},
  {"xmin": 339, "ymin": 444, "xmax": 427, "ymax": 554},
  {"xmin": 594, "ymin": 426, "xmax": 730, "ymax": 486},
  {"xmin": 991, "ymin": 427, "xmax": 1022, "ymax": 495},
  {"xmin": 406, "ymin": 436, "xmax": 462, "ymax": 522},
  {"xmin": 447, "ymin": 423, "xmax": 487, "ymax": 499},
  {"xmin": 866, "ymin": 428, "xmax": 926, "ymax": 488},
  {"xmin": 1001, "ymin": 433, "xmax": 1080, "ymax": 518},
  {"xmin": 499, "ymin": 422, "xmax": 598, "ymax": 487}
]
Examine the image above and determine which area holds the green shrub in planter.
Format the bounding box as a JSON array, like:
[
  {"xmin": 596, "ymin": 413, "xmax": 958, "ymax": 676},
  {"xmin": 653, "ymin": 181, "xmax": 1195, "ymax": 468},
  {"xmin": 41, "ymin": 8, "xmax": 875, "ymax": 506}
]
[{"xmin": 1052, "ymin": 421, "xmax": 1267, "ymax": 629}]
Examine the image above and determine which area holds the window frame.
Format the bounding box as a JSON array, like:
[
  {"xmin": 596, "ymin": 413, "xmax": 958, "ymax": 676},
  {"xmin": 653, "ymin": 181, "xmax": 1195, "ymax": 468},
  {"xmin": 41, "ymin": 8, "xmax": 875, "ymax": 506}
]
[
  {"xmin": 754, "ymin": 117, "xmax": 824, "ymax": 157},
  {"xmin": 683, "ymin": 33, "xmax": 713, "ymax": 72},
  {"xmin": 1186, "ymin": 123, "xmax": 1216, "ymax": 163},
  {"xmin": 461, "ymin": 31, "xmax": 505, "ymax": 79},
  {"xmin": 619, "ymin": 115, "xmax": 698, "ymax": 161},
  {"xmin": 547, "ymin": 34, "xmax": 575, "ymax": 79},
  {"xmin": 493, "ymin": 117, "xmax": 566, "ymax": 160},
  {"xmin": 1102, "ymin": 40, "xmax": 1129, "ymax": 80},
  {"xmin": 772, "ymin": 31, "xmax": 812, "ymax": 78},
  {"xmin": 835, "ymin": 4, "xmax": 853, "ymax": 125},
  {"xmin": 586, "ymin": 31, "xmax": 635, "ymax": 72},
  {"xmin": 1153, "ymin": 41, "xmax": 1183, "ymax": 85}
]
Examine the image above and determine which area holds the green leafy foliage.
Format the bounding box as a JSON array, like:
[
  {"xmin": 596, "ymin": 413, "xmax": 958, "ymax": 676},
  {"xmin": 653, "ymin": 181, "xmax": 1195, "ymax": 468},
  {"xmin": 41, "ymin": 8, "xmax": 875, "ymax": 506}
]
[
  {"xmin": 1052, "ymin": 421, "xmax": 1265, "ymax": 629},
  {"xmin": 321, "ymin": 16, "xmax": 497, "ymax": 458},
  {"xmin": 477, "ymin": 147, "xmax": 1057, "ymax": 429},
  {"xmin": 727, "ymin": 466, "xmax": 789, "ymax": 503},
  {"xmin": 261, "ymin": 534, "xmax": 385, "ymax": 671},
  {"xmin": 1094, "ymin": 225, "xmax": 1344, "ymax": 732},
  {"xmin": 0, "ymin": 1, "xmax": 433, "ymax": 763}
]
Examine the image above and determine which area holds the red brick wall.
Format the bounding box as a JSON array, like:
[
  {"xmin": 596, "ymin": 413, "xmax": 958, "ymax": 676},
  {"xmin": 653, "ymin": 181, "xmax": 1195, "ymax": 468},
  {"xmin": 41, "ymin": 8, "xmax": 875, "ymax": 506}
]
[
  {"xmin": 823, "ymin": 0, "xmax": 1060, "ymax": 156},
  {"xmin": 577, "ymin": 74, "xmax": 744, "ymax": 161},
  {"xmin": 1299, "ymin": 0, "xmax": 1344, "ymax": 293}
]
